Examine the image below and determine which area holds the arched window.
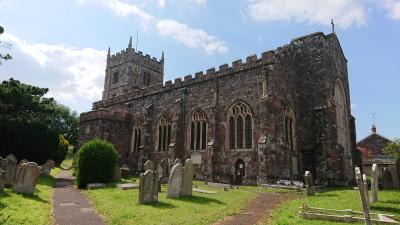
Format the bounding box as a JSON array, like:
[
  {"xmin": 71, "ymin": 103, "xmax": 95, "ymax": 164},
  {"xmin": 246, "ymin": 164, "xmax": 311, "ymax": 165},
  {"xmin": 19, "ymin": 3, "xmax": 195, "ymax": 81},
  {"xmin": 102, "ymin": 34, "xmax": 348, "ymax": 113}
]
[
  {"xmin": 190, "ymin": 110, "xmax": 207, "ymax": 150},
  {"xmin": 335, "ymin": 80, "xmax": 350, "ymax": 156},
  {"xmin": 157, "ymin": 116, "xmax": 171, "ymax": 151},
  {"xmin": 131, "ymin": 121, "xmax": 142, "ymax": 152},
  {"xmin": 284, "ymin": 107, "xmax": 295, "ymax": 152},
  {"xmin": 227, "ymin": 102, "xmax": 253, "ymax": 150}
]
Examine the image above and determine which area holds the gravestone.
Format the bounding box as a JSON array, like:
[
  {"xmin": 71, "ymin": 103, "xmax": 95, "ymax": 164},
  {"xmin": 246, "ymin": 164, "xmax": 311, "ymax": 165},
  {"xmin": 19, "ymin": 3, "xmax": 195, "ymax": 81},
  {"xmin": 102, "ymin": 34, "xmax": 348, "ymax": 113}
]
[
  {"xmin": 5, "ymin": 154, "xmax": 17, "ymax": 188},
  {"xmin": 40, "ymin": 162, "xmax": 52, "ymax": 176},
  {"xmin": 12, "ymin": 162, "xmax": 40, "ymax": 194},
  {"xmin": 181, "ymin": 159, "xmax": 193, "ymax": 196},
  {"xmin": 144, "ymin": 160, "xmax": 154, "ymax": 171},
  {"xmin": 355, "ymin": 167, "xmax": 372, "ymax": 225},
  {"xmin": 0, "ymin": 169, "xmax": 5, "ymax": 191},
  {"xmin": 304, "ymin": 170, "xmax": 315, "ymax": 196},
  {"xmin": 173, "ymin": 158, "xmax": 182, "ymax": 166},
  {"xmin": 113, "ymin": 165, "xmax": 121, "ymax": 181},
  {"xmin": 16, "ymin": 159, "xmax": 29, "ymax": 181},
  {"xmin": 158, "ymin": 159, "xmax": 169, "ymax": 184},
  {"xmin": 120, "ymin": 164, "xmax": 131, "ymax": 179},
  {"xmin": 167, "ymin": 163, "xmax": 183, "ymax": 199},
  {"xmin": 362, "ymin": 174, "xmax": 370, "ymax": 208},
  {"xmin": 139, "ymin": 170, "xmax": 158, "ymax": 204},
  {"xmin": 46, "ymin": 159, "xmax": 55, "ymax": 169},
  {"xmin": 370, "ymin": 163, "xmax": 378, "ymax": 203},
  {"xmin": 0, "ymin": 157, "xmax": 6, "ymax": 171}
]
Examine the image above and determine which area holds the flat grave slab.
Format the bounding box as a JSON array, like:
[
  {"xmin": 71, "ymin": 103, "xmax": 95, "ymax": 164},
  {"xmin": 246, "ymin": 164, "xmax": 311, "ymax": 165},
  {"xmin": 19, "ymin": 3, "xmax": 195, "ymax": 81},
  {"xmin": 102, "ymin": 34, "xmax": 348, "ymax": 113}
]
[
  {"xmin": 193, "ymin": 188, "xmax": 217, "ymax": 194},
  {"xmin": 87, "ymin": 183, "xmax": 105, "ymax": 190},
  {"xmin": 117, "ymin": 183, "xmax": 138, "ymax": 190}
]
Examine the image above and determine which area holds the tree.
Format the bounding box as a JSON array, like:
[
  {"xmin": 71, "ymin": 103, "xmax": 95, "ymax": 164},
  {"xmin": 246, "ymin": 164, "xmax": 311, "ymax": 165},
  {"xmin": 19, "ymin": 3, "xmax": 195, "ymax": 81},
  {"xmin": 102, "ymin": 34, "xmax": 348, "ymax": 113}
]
[
  {"xmin": 0, "ymin": 25, "xmax": 12, "ymax": 65},
  {"xmin": 383, "ymin": 138, "xmax": 400, "ymax": 158},
  {"xmin": 45, "ymin": 103, "xmax": 79, "ymax": 146}
]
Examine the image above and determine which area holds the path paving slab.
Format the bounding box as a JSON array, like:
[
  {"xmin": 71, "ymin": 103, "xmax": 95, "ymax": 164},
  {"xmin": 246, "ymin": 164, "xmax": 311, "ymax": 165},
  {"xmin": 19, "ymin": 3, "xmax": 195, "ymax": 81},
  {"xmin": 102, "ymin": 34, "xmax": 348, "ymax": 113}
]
[{"xmin": 52, "ymin": 170, "xmax": 106, "ymax": 225}]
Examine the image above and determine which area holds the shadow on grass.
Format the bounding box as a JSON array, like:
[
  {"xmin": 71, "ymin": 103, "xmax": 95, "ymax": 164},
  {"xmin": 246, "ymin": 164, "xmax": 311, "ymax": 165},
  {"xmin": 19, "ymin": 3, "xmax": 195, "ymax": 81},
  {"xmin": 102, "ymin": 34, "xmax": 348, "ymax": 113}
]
[
  {"xmin": 146, "ymin": 201, "xmax": 177, "ymax": 209},
  {"xmin": 381, "ymin": 200, "xmax": 400, "ymax": 205},
  {"xmin": 371, "ymin": 206, "xmax": 400, "ymax": 215},
  {"xmin": 316, "ymin": 193, "xmax": 340, "ymax": 197},
  {"xmin": 175, "ymin": 195, "xmax": 226, "ymax": 205}
]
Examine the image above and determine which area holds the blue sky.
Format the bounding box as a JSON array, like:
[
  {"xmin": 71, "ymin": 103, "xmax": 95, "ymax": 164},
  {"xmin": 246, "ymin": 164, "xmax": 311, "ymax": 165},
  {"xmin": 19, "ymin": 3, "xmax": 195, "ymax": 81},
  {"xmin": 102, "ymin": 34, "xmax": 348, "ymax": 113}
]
[{"xmin": 0, "ymin": 0, "xmax": 399, "ymax": 140}]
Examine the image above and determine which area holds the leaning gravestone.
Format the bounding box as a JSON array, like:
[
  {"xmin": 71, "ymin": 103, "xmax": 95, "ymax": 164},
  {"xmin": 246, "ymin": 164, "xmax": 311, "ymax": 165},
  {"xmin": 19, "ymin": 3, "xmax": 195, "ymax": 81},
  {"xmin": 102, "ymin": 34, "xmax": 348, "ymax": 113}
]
[
  {"xmin": 139, "ymin": 170, "xmax": 158, "ymax": 204},
  {"xmin": 144, "ymin": 160, "xmax": 154, "ymax": 171},
  {"xmin": 0, "ymin": 169, "xmax": 6, "ymax": 191},
  {"xmin": 370, "ymin": 163, "xmax": 379, "ymax": 203},
  {"xmin": 355, "ymin": 167, "xmax": 372, "ymax": 225},
  {"xmin": 5, "ymin": 154, "xmax": 17, "ymax": 188},
  {"xmin": 305, "ymin": 171, "xmax": 315, "ymax": 196},
  {"xmin": 181, "ymin": 159, "xmax": 193, "ymax": 196},
  {"xmin": 167, "ymin": 163, "xmax": 183, "ymax": 198},
  {"xmin": 12, "ymin": 162, "xmax": 40, "ymax": 194},
  {"xmin": 362, "ymin": 174, "xmax": 370, "ymax": 208}
]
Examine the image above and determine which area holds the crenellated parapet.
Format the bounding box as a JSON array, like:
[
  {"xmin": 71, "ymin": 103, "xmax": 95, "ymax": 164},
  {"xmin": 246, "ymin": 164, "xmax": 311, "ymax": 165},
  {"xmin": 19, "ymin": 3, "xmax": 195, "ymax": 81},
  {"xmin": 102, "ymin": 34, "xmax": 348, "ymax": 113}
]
[{"xmin": 94, "ymin": 32, "xmax": 335, "ymax": 110}]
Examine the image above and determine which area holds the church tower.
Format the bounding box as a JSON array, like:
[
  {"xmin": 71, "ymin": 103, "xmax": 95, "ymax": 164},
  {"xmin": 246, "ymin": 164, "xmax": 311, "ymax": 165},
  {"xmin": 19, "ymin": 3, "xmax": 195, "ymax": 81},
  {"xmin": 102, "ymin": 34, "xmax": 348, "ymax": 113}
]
[{"xmin": 102, "ymin": 37, "xmax": 164, "ymax": 99}]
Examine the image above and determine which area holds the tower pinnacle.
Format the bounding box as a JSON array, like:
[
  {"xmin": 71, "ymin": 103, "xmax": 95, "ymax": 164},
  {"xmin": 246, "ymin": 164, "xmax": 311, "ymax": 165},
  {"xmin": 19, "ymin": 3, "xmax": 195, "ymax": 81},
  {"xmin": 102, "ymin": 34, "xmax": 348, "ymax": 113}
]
[{"xmin": 128, "ymin": 36, "xmax": 133, "ymax": 49}]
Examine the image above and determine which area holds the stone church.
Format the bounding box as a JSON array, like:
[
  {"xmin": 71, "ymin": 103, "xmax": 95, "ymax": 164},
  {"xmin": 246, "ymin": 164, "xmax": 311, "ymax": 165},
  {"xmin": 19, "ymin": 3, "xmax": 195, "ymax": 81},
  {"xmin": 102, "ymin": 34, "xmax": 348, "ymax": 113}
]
[{"xmin": 79, "ymin": 31, "xmax": 356, "ymax": 185}]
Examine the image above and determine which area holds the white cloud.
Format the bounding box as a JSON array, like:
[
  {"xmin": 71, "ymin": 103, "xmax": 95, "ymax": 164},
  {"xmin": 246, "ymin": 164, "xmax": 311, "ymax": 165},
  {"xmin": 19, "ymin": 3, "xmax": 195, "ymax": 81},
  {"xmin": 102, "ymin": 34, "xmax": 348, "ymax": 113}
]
[
  {"xmin": 158, "ymin": 0, "xmax": 166, "ymax": 8},
  {"xmin": 156, "ymin": 20, "xmax": 228, "ymax": 54},
  {"xmin": 379, "ymin": 0, "xmax": 400, "ymax": 20},
  {"xmin": 246, "ymin": 0, "xmax": 366, "ymax": 29},
  {"xmin": 1, "ymin": 34, "xmax": 106, "ymax": 110},
  {"xmin": 107, "ymin": 0, "xmax": 155, "ymax": 21},
  {"xmin": 95, "ymin": 0, "xmax": 227, "ymax": 54}
]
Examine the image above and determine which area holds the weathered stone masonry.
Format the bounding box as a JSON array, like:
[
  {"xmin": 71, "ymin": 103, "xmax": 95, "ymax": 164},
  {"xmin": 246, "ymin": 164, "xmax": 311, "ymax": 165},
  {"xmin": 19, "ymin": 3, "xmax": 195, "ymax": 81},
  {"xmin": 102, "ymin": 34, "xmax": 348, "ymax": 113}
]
[{"xmin": 79, "ymin": 32, "xmax": 356, "ymax": 185}]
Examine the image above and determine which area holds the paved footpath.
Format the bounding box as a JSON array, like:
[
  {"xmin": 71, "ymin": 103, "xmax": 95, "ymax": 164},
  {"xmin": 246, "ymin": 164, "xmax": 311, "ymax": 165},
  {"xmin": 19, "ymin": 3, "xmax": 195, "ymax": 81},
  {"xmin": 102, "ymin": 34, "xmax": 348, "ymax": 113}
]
[{"xmin": 52, "ymin": 170, "xmax": 106, "ymax": 225}]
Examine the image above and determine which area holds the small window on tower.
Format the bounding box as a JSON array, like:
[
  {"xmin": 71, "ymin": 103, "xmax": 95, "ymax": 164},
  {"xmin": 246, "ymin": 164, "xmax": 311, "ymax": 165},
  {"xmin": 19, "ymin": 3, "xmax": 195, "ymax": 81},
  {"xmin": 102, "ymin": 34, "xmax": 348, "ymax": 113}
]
[{"xmin": 113, "ymin": 72, "xmax": 119, "ymax": 84}]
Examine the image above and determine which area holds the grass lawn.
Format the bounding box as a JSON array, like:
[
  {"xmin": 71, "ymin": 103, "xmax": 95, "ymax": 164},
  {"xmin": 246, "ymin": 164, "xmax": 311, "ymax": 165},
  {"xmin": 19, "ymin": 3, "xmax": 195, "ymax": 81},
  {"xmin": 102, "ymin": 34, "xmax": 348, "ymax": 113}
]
[
  {"xmin": 267, "ymin": 188, "xmax": 400, "ymax": 225},
  {"xmin": 84, "ymin": 180, "xmax": 254, "ymax": 225},
  {"xmin": 0, "ymin": 167, "xmax": 61, "ymax": 225}
]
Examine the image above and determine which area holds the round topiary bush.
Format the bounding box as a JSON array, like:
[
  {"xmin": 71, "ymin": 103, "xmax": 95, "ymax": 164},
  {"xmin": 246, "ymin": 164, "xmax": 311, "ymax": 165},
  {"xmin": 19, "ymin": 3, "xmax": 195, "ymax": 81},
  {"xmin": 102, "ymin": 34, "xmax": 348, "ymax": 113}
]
[{"xmin": 76, "ymin": 138, "xmax": 117, "ymax": 188}]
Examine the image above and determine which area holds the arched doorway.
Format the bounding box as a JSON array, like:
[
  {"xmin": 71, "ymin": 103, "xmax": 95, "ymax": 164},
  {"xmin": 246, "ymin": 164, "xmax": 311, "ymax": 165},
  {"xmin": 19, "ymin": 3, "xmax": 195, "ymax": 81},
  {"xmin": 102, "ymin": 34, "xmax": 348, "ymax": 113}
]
[{"xmin": 235, "ymin": 159, "xmax": 245, "ymax": 185}]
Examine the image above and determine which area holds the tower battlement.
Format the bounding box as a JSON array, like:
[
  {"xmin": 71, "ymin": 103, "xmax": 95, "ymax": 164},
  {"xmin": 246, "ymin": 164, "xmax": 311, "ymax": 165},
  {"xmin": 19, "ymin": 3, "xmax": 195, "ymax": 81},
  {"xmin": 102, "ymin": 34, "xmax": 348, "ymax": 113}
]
[{"xmin": 102, "ymin": 37, "xmax": 165, "ymax": 100}]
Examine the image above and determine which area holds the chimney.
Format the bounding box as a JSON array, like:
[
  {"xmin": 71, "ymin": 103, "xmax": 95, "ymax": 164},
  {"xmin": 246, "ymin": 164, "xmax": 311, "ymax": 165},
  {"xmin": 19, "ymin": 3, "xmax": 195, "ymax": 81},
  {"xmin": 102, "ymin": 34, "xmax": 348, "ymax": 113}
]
[{"xmin": 371, "ymin": 124, "xmax": 377, "ymax": 133}]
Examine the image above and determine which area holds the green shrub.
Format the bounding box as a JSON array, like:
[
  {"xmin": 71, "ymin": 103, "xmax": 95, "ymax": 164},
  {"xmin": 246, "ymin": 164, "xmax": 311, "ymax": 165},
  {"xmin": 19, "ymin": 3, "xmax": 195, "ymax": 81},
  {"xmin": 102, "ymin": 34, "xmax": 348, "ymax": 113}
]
[
  {"xmin": 76, "ymin": 138, "xmax": 117, "ymax": 188},
  {"xmin": 55, "ymin": 135, "xmax": 69, "ymax": 166}
]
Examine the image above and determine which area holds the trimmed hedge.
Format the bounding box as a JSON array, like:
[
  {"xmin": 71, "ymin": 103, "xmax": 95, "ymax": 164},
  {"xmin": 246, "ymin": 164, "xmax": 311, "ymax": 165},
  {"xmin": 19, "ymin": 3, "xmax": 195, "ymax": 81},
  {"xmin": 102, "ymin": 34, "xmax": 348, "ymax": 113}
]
[{"xmin": 76, "ymin": 138, "xmax": 117, "ymax": 188}]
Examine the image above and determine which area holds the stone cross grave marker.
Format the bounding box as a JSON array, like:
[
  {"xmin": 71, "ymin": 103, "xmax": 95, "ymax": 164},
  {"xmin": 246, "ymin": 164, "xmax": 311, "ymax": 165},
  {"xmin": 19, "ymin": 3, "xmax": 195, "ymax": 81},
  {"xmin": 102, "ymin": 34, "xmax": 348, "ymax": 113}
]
[
  {"xmin": 12, "ymin": 162, "xmax": 40, "ymax": 195},
  {"xmin": 139, "ymin": 170, "xmax": 158, "ymax": 204},
  {"xmin": 181, "ymin": 159, "xmax": 193, "ymax": 196},
  {"xmin": 144, "ymin": 160, "xmax": 154, "ymax": 171},
  {"xmin": 167, "ymin": 163, "xmax": 183, "ymax": 198},
  {"xmin": 305, "ymin": 170, "xmax": 315, "ymax": 196},
  {"xmin": 355, "ymin": 167, "xmax": 372, "ymax": 225},
  {"xmin": 5, "ymin": 154, "xmax": 17, "ymax": 188},
  {"xmin": 370, "ymin": 163, "xmax": 378, "ymax": 203}
]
